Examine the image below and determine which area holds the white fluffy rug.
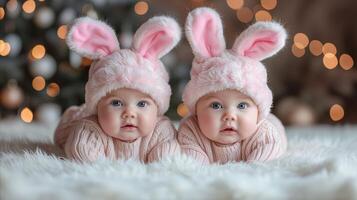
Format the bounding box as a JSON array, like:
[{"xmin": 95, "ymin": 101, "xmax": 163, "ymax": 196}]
[{"xmin": 1, "ymin": 120, "xmax": 357, "ymax": 200}]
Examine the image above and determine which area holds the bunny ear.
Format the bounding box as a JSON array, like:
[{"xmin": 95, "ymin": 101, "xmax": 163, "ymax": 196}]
[
  {"xmin": 231, "ymin": 21, "xmax": 287, "ymax": 61},
  {"xmin": 185, "ymin": 7, "xmax": 226, "ymax": 58},
  {"xmin": 133, "ymin": 16, "xmax": 181, "ymax": 60},
  {"xmin": 66, "ymin": 17, "xmax": 120, "ymax": 60}
]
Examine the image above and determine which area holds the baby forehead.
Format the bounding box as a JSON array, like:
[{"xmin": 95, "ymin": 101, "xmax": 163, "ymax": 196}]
[
  {"xmin": 203, "ymin": 89, "xmax": 252, "ymax": 100},
  {"xmin": 104, "ymin": 88, "xmax": 153, "ymax": 99}
]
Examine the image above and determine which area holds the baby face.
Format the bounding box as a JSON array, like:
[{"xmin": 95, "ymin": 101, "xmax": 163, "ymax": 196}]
[
  {"xmin": 196, "ymin": 89, "xmax": 259, "ymax": 145},
  {"xmin": 97, "ymin": 88, "xmax": 158, "ymax": 142}
]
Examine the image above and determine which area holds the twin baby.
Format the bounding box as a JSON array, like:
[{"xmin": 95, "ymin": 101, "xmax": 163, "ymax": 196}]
[{"xmin": 54, "ymin": 7, "xmax": 288, "ymax": 164}]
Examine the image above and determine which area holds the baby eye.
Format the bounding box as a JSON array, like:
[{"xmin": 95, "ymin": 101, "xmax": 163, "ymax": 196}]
[
  {"xmin": 237, "ymin": 102, "xmax": 249, "ymax": 110},
  {"xmin": 137, "ymin": 100, "xmax": 149, "ymax": 108},
  {"xmin": 210, "ymin": 102, "xmax": 223, "ymax": 110},
  {"xmin": 111, "ymin": 100, "xmax": 123, "ymax": 107}
]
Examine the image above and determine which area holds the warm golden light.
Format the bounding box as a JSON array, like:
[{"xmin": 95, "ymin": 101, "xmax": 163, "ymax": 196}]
[
  {"xmin": 323, "ymin": 53, "xmax": 338, "ymax": 69},
  {"xmin": 57, "ymin": 25, "xmax": 68, "ymax": 40},
  {"xmin": 339, "ymin": 54, "xmax": 354, "ymax": 70},
  {"xmin": 20, "ymin": 107, "xmax": 33, "ymax": 123},
  {"xmin": 260, "ymin": 0, "xmax": 277, "ymax": 10},
  {"xmin": 227, "ymin": 0, "xmax": 244, "ymax": 10},
  {"xmin": 177, "ymin": 103, "xmax": 190, "ymax": 118},
  {"xmin": 309, "ymin": 40, "xmax": 323, "ymax": 56},
  {"xmin": 22, "ymin": 0, "xmax": 36, "ymax": 14},
  {"xmin": 255, "ymin": 10, "xmax": 272, "ymax": 21},
  {"xmin": 0, "ymin": 42, "xmax": 11, "ymax": 56},
  {"xmin": 0, "ymin": 7, "xmax": 5, "ymax": 20},
  {"xmin": 322, "ymin": 42, "xmax": 336, "ymax": 55},
  {"xmin": 32, "ymin": 76, "xmax": 46, "ymax": 91},
  {"xmin": 31, "ymin": 44, "xmax": 46, "ymax": 59},
  {"xmin": 329, "ymin": 104, "xmax": 344, "ymax": 122},
  {"xmin": 291, "ymin": 44, "xmax": 305, "ymax": 58},
  {"xmin": 134, "ymin": 1, "xmax": 149, "ymax": 15},
  {"xmin": 294, "ymin": 33, "xmax": 309, "ymax": 49},
  {"xmin": 236, "ymin": 7, "xmax": 253, "ymax": 23},
  {"xmin": 47, "ymin": 83, "xmax": 60, "ymax": 97},
  {"xmin": 81, "ymin": 57, "xmax": 93, "ymax": 66}
]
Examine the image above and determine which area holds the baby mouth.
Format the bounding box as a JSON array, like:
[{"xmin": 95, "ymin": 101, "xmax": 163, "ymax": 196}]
[
  {"xmin": 220, "ymin": 127, "xmax": 237, "ymax": 135},
  {"xmin": 121, "ymin": 124, "xmax": 138, "ymax": 130}
]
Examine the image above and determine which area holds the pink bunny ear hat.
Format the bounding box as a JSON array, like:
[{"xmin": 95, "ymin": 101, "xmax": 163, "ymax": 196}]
[
  {"xmin": 66, "ymin": 16, "xmax": 181, "ymax": 116},
  {"xmin": 182, "ymin": 7, "xmax": 287, "ymax": 121}
]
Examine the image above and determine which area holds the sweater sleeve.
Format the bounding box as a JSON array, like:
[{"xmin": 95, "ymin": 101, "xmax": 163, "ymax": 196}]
[
  {"xmin": 177, "ymin": 117, "xmax": 210, "ymax": 165},
  {"xmin": 63, "ymin": 117, "xmax": 116, "ymax": 163},
  {"xmin": 147, "ymin": 117, "xmax": 181, "ymax": 163},
  {"xmin": 241, "ymin": 114, "xmax": 287, "ymax": 162}
]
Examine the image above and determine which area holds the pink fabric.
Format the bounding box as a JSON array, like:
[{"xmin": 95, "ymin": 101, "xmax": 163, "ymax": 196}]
[
  {"xmin": 178, "ymin": 114, "xmax": 287, "ymax": 164},
  {"xmin": 55, "ymin": 115, "xmax": 180, "ymax": 163},
  {"xmin": 183, "ymin": 7, "xmax": 287, "ymax": 121}
]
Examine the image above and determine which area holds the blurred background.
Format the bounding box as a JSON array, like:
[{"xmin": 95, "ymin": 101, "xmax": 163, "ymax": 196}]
[{"xmin": 0, "ymin": 0, "xmax": 356, "ymax": 126}]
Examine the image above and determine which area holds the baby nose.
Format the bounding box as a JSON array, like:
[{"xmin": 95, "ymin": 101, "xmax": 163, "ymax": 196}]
[
  {"xmin": 122, "ymin": 109, "xmax": 136, "ymax": 119},
  {"xmin": 223, "ymin": 112, "xmax": 236, "ymax": 121}
]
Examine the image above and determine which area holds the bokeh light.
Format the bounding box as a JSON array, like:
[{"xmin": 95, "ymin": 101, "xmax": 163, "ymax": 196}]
[
  {"xmin": 323, "ymin": 53, "xmax": 338, "ymax": 69},
  {"xmin": 339, "ymin": 54, "xmax": 354, "ymax": 70},
  {"xmin": 177, "ymin": 103, "xmax": 190, "ymax": 118},
  {"xmin": 134, "ymin": 1, "xmax": 149, "ymax": 15},
  {"xmin": 31, "ymin": 44, "xmax": 46, "ymax": 59},
  {"xmin": 329, "ymin": 104, "xmax": 344, "ymax": 122},
  {"xmin": 0, "ymin": 7, "xmax": 5, "ymax": 20},
  {"xmin": 0, "ymin": 41, "xmax": 11, "ymax": 56},
  {"xmin": 20, "ymin": 107, "xmax": 33, "ymax": 123},
  {"xmin": 260, "ymin": 0, "xmax": 277, "ymax": 10},
  {"xmin": 22, "ymin": 0, "xmax": 36, "ymax": 14},
  {"xmin": 227, "ymin": 0, "xmax": 244, "ymax": 10},
  {"xmin": 255, "ymin": 10, "xmax": 272, "ymax": 21},
  {"xmin": 32, "ymin": 76, "xmax": 46, "ymax": 91},
  {"xmin": 57, "ymin": 25, "xmax": 68, "ymax": 40},
  {"xmin": 322, "ymin": 42, "xmax": 337, "ymax": 55},
  {"xmin": 294, "ymin": 33, "xmax": 309, "ymax": 49},
  {"xmin": 47, "ymin": 83, "xmax": 60, "ymax": 97},
  {"xmin": 309, "ymin": 40, "xmax": 323, "ymax": 56},
  {"xmin": 236, "ymin": 7, "xmax": 253, "ymax": 23},
  {"xmin": 291, "ymin": 44, "xmax": 305, "ymax": 57}
]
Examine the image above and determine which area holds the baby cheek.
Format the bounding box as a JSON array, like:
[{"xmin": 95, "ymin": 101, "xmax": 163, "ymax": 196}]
[
  {"xmin": 138, "ymin": 112, "xmax": 158, "ymax": 137},
  {"xmin": 239, "ymin": 117, "xmax": 259, "ymax": 139},
  {"xmin": 197, "ymin": 111, "xmax": 220, "ymax": 137},
  {"xmin": 98, "ymin": 108, "xmax": 121, "ymax": 136}
]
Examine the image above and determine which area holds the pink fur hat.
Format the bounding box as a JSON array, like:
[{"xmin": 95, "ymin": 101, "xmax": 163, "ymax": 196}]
[
  {"xmin": 182, "ymin": 7, "xmax": 287, "ymax": 121},
  {"xmin": 66, "ymin": 16, "xmax": 181, "ymax": 116}
]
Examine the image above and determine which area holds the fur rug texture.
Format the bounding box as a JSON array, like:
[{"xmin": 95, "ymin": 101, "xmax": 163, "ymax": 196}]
[{"xmin": 1, "ymin": 119, "xmax": 357, "ymax": 200}]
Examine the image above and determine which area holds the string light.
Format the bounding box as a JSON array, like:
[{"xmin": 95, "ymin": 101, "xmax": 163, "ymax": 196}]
[
  {"xmin": 339, "ymin": 54, "xmax": 354, "ymax": 70},
  {"xmin": 255, "ymin": 10, "xmax": 272, "ymax": 21},
  {"xmin": 291, "ymin": 44, "xmax": 305, "ymax": 57},
  {"xmin": 22, "ymin": 0, "xmax": 36, "ymax": 14},
  {"xmin": 323, "ymin": 53, "xmax": 338, "ymax": 69},
  {"xmin": 236, "ymin": 7, "xmax": 253, "ymax": 23},
  {"xmin": 329, "ymin": 104, "xmax": 344, "ymax": 122},
  {"xmin": 57, "ymin": 25, "xmax": 68, "ymax": 40},
  {"xmin": 47, "ymin": 83, "xmax": 60, "ymax": 97},
  {"xmin": 294, "ymin": 33, "xmax": 309, "ymax": 49},
  {"xmin": 0, "ymin": 7, "xmax": 5, "ymax": 20},
  {"xmin": 309, "ymin": 40, "xmax": 323, "ymax": 56},
  {"xmin": 177, "ymin": 103, "xmax": 190, "ymax": 118},
  {"xmin": 20, "ymin": 107, "xmax": 33, "ymax": 123},
  {"xmin": 31, "ymin": 44, "xmax": 46, "ymax": 59},
  {"xmin": 134, "ymin": 1, "xmax": 149, "ymax": 15},
  {"xmin": 322, "ymin": 42, "xmax": 336, "ymax": 55},
  {"xmin": 260, "ymin": 0, "xmax": 277, "ymax": 10},
  {"xmin": 226, "ymin": 0, "xmax": 244, "ymax": 10},
  {"xmin": 32, "ymin": 76, "xmax": 46, "ymax": 91}
]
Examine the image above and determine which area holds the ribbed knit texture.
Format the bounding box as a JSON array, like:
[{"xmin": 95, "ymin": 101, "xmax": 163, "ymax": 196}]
[
  {"xmin": 178, "ymin": 114, "xmax": 287, "ymax": 164},
  {"xmin": 54, "ymin": 114, "xmax": 180, "ymax": 163}
]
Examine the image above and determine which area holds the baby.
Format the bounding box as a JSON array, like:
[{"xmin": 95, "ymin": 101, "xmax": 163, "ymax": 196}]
[
  {"xmin": 178, "ymin": 7, "xmax": 288, "ymax": 164},
  {"xmin": 54, "ymin": 16, "xmax": 181, "ymax": 163}
]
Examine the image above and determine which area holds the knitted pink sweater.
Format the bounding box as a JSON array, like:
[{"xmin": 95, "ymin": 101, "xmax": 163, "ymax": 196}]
[
  {"xmin": 54, "ymin": 107, "xmax": 180, "ymax": 163},
  {"xmin": 178, "ymin": 114, "xmax": 287, "ymax": 164}
]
